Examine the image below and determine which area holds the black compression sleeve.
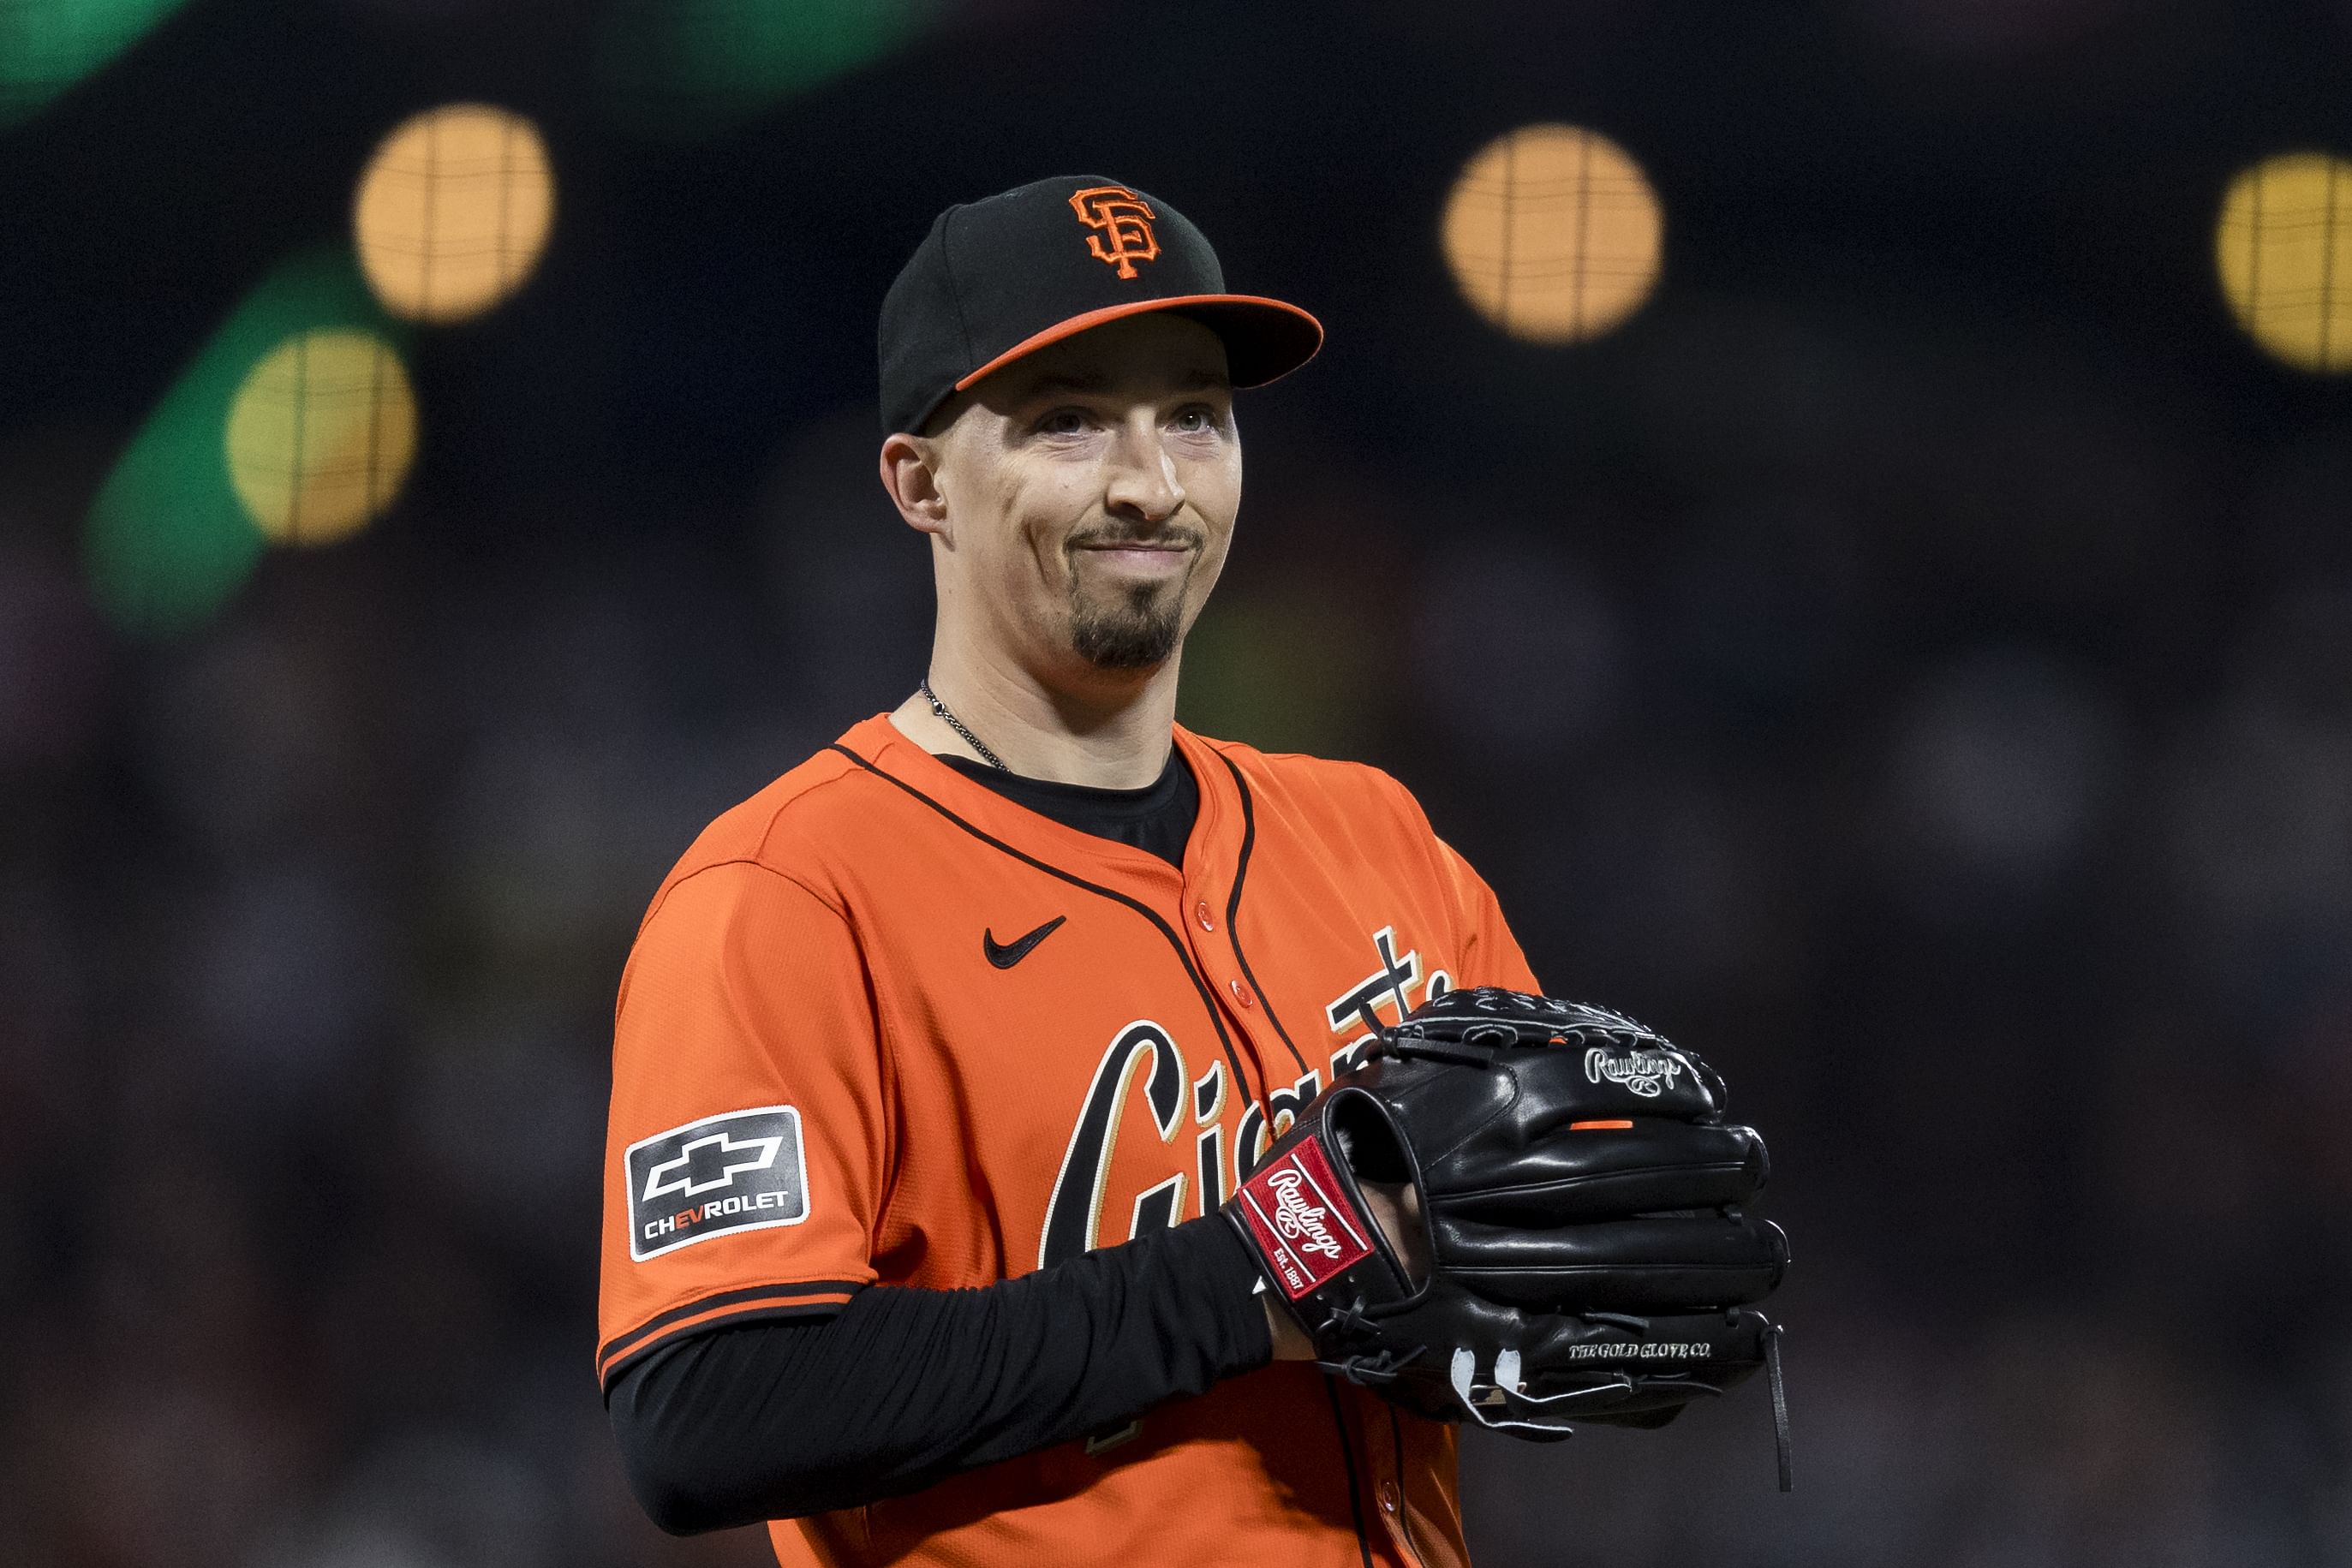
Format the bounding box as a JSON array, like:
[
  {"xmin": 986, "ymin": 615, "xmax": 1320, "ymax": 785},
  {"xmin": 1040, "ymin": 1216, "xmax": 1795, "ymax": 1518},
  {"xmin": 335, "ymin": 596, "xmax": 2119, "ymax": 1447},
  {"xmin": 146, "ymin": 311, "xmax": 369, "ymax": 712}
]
[{"xmin": 607, "ymin": 1214, "xmax": 1274, "ymax": 1533}]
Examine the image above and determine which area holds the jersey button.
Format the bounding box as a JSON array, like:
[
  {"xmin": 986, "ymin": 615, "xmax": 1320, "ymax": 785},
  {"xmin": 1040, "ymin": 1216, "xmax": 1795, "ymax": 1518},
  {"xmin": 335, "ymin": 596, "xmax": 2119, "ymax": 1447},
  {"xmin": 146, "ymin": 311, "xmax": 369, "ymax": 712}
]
[
  {"xmin": 1377, "ymin": 1480, "xmax": 1400, "ymax": 1514},
  {"xmin": 1195, "ymin": 900, "xmax": 1215, "ymax": 933},
  {"xmin": 1228, "ymin": 977, "xmax": 1256, "ymax": 1008}
]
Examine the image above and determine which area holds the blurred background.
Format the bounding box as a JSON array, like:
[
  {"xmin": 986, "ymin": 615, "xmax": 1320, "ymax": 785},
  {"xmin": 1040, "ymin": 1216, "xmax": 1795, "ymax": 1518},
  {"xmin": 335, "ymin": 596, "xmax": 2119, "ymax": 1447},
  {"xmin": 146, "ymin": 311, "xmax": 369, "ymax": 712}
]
[{"xmin": 7, "ymin": 0, "xmax": 2352, "ymax": 1563}]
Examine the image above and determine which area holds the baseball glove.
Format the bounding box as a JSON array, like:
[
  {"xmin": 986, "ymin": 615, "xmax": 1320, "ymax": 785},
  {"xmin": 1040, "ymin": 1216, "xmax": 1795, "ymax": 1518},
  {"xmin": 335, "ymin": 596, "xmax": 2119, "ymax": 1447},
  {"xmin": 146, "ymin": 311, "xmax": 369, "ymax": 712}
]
[{"xmin": 1223, "ymin": 987, "xmax": 1792, "ymax": 1482}]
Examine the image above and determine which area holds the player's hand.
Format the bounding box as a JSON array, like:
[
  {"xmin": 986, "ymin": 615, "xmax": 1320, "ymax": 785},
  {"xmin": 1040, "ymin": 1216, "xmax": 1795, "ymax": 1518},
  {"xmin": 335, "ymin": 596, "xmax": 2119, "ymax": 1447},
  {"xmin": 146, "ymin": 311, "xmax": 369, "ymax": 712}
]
[{"xmin": 1263, "ymin": 1179, "xmax": 1423, "ymax": 1360}]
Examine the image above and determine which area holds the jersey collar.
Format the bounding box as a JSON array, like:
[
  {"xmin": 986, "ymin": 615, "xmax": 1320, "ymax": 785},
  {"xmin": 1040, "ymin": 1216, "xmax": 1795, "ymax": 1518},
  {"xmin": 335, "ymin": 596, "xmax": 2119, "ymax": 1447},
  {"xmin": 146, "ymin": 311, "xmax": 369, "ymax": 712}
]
[{"xmin": 840, "ymin": 713, "xmax": 1245, "ymax": 896}]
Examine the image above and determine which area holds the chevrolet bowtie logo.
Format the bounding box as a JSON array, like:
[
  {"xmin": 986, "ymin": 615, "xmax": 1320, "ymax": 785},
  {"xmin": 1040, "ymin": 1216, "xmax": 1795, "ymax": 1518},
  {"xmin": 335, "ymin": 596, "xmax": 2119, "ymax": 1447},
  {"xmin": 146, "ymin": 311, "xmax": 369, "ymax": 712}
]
[{"xmin": 640, "ymin": 1128, "xmax": 782, "ymax": 1201}]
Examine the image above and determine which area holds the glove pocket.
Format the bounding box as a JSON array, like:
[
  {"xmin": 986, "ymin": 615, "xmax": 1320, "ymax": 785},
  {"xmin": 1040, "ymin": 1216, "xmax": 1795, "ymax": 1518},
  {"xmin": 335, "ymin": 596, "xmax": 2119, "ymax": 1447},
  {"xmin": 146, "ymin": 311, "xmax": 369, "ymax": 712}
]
[
  {"xmin": 1428, "ymin": 1120, "xmax": 1766, "ymax": 1223},
  {"xmin": 1436, "ymin": 1213, "xmax": 1788, "ymax": 1313}
]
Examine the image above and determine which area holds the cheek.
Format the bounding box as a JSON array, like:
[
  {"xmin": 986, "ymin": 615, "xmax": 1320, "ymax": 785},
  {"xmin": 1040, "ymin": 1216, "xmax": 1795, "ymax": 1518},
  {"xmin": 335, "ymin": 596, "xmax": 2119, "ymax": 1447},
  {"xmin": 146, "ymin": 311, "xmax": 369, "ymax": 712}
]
[
  {"xmin": 1189, "ymin": 454, "xmax": 1243, "ymax": 550},
  {"xmin": 989, "ymin": 474, "xmax": 1079, "ymax": 595}
]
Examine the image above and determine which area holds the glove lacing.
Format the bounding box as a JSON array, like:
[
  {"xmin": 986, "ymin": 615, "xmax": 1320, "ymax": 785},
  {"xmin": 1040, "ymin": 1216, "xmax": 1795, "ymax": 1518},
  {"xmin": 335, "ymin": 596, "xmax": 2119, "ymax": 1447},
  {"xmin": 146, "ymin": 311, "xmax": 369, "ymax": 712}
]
[{"xmin": 1314, "ymin": 1296, "xmax": 1429, "ymax": 1388}]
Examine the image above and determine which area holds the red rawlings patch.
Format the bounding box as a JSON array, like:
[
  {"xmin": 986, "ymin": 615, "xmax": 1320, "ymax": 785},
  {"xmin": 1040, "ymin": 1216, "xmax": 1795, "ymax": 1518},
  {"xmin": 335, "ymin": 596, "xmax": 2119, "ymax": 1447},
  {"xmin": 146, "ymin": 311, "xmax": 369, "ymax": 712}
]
[{"xmin": 1235, "ymin": 1136, "xmax": 1375, "ymax": 1300}]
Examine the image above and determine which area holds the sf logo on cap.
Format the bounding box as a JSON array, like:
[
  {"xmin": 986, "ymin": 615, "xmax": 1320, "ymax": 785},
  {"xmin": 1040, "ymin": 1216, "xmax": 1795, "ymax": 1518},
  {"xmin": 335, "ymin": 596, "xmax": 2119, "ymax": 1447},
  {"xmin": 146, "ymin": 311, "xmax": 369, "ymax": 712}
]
[{"xmin": 1070, "ymin": 185, "xmax": 1160, "ymax": 279}]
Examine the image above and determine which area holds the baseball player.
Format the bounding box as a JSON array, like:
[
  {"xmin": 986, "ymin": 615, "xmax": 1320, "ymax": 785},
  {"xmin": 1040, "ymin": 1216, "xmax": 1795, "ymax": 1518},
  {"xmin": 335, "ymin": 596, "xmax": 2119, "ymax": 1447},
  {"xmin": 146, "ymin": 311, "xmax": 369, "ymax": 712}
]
[{"xmin": 599, "ymin": 176, "xmax": 1787, "ymax": 1568}]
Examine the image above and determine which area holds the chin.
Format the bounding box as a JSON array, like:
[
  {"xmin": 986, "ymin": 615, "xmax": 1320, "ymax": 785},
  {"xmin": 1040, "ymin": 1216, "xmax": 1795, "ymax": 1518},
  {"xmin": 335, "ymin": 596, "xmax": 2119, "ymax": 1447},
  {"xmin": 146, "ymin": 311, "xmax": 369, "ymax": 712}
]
[
  {"xmin": 1072, "ymin": 623, "xmax": 1181, "ymax": 671},
  {"xmin": 1068, "ymin": 584, "xmax": 1184, "ymax": 670}
]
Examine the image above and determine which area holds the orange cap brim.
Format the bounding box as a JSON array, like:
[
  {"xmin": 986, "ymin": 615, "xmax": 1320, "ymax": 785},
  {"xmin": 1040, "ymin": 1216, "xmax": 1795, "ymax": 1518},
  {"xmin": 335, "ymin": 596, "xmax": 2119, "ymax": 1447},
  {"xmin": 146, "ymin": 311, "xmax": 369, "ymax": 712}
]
[{"xmin": 952, "ymin": 293, "xmax": 1325, "ymax": 396}]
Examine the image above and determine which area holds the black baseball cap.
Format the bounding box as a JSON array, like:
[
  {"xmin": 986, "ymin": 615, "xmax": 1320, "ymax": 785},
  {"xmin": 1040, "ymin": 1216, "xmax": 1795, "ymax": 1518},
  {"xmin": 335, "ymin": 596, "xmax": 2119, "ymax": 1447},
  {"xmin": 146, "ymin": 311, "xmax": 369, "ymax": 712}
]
[{"xmin": 878, "ymin": 176, "xmax": 1323, "ymax": 435}]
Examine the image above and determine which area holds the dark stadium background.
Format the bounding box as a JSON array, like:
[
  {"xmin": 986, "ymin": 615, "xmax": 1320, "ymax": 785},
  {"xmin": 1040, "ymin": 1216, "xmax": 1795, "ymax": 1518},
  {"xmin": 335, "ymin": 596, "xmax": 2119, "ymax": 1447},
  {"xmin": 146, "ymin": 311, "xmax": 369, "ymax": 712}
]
[{"xmin": 8, "ymin": 0, "xmax": 2352, "ymax": 1562}]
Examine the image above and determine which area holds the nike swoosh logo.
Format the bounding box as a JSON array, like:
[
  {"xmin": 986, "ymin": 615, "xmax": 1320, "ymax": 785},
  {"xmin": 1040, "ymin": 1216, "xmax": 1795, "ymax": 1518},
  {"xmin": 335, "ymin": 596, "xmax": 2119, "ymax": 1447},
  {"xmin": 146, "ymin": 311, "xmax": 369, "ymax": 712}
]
[{"xmin": 984, "ymin": 915, "xmax": 1066, "ymax": 969}]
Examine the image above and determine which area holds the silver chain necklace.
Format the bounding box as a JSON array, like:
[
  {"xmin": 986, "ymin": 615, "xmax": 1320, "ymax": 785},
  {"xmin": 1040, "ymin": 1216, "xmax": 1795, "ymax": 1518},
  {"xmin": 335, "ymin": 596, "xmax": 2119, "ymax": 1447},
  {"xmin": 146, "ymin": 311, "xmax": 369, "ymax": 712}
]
[{"xmin": 917, "ymin": 677, "xmax": 1009, "ymax": 772}]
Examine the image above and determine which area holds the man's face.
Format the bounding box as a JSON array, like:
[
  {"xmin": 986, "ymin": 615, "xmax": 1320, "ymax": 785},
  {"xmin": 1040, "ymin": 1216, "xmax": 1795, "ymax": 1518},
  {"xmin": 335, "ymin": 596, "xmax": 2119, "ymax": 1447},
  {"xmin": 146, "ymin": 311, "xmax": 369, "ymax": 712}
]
[{"xmin": 922, "ymin": 313, "xmax": 1239, "ymax": 677}]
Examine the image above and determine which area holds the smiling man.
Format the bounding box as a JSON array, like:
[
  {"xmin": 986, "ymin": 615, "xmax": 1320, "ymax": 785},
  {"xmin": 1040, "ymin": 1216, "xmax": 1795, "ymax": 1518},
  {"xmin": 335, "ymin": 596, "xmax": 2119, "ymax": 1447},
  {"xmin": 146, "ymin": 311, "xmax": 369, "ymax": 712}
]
[
  {"xmin": 596, "ymin": 178, "xmax": 1549, "ymax": 1568},
  {"xmin": 886, "ymin": 312, "xmax": 1240, "ymax": 777}
]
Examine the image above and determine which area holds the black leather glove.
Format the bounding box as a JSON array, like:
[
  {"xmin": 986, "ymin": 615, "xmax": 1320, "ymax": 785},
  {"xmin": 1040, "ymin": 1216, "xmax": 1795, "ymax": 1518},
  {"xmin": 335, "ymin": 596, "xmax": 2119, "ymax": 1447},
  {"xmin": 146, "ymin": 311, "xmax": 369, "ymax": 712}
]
[{"xmin": 1222, "ymin": 987, "xmax": 1791, "ymax": 1480}]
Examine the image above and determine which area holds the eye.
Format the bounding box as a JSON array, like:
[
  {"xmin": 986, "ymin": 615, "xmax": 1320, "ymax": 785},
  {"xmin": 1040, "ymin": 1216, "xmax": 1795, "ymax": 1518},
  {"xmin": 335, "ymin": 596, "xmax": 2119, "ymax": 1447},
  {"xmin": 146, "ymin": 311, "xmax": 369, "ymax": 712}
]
[
  {"xmin": 1170, "ymin": 403, "xmax": 1226, "ymax": 435},
  {"xmin": 1034, "ymin": 407, "xmax": 1092, "ymax": 438}
]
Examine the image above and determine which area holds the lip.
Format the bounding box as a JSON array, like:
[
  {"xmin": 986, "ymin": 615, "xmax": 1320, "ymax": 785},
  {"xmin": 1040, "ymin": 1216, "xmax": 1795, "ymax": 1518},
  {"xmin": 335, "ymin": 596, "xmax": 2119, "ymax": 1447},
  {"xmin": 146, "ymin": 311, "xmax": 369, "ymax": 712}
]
[{"xmin": 1072, "ymin": 540, "xmax": 1194, "ymax": 571}]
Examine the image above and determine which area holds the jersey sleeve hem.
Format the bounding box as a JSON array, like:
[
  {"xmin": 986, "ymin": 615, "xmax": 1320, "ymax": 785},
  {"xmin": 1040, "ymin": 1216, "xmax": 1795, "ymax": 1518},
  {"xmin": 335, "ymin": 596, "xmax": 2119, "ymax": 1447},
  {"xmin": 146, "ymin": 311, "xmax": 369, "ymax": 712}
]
[{"xmin": 597, "ymin": 1278, "xmax": 871, "ymax": 1390}]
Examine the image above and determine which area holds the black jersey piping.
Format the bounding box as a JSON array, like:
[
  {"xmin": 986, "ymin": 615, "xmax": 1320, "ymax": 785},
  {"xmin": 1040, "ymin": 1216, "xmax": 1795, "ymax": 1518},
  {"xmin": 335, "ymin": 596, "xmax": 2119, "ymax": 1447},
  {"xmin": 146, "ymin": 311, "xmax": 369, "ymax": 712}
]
[
  {"xmin": 1211, "ymin": 749, "xmax": 1310, "ymax": 1078},
  {"xmin": 598, "ymin": 1297, "xmax": 854, "ymax": 1390},
  {"xmin": 1322, "ymin": 1378, "xmax": 1379, "ymax": 1568},
  {"xmin": 826, "ymin": 744, "xmax": 1269, "ymax": 1111}
]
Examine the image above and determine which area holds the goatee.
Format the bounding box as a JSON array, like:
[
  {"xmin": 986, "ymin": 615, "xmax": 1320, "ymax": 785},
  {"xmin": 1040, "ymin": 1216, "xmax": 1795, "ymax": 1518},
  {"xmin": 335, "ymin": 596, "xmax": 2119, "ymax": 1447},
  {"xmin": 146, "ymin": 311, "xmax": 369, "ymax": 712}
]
[{"xmin": 1072, "ymin": 581, "xmax": 1184, "ymax": 669}]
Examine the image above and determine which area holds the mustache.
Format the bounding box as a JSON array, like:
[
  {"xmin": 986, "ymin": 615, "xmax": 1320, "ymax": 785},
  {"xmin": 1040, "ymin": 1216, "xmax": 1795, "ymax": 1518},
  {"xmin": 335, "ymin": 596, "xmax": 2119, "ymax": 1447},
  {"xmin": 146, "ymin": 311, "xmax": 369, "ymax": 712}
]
[{"xmin": 1066, "ymin": 525, "xmax": 1204, "ymax": 551}]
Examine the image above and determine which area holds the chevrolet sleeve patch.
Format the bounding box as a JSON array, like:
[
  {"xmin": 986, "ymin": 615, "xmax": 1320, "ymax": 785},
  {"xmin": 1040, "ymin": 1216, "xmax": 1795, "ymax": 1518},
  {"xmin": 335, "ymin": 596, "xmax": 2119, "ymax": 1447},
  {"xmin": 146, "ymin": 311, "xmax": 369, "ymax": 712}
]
[
  {"xmin": 1233, "ymin": 1137, "xmax": 1375, "ymax": 1300},
  {"xmin": 626, "ymin": 1106, "xmax": 810, "ymax": 1261}
]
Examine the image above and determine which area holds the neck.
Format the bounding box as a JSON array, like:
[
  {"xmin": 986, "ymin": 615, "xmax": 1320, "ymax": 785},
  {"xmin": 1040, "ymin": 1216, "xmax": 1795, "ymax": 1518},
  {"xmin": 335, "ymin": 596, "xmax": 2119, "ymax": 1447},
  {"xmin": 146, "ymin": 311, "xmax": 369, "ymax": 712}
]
[{"xmin": 890, "ymin": 635, "xmax": 1182, "ymax": 789}]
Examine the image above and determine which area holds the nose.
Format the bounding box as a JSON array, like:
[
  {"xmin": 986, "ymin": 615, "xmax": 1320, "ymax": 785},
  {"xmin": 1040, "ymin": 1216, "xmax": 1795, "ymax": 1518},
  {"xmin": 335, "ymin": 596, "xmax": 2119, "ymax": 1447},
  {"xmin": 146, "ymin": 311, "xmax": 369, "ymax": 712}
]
[{"xmin": 1102, "ymin": 416, "xmax": 1186, "ymax": 526}]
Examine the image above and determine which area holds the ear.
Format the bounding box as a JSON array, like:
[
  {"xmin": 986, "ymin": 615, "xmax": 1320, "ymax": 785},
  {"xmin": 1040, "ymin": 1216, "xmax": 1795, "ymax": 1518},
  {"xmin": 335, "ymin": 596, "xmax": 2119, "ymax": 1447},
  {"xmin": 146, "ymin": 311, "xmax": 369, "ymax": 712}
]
[{"xmin": 879, "ymin": 432, "xmax": 950, "ymax": 540}]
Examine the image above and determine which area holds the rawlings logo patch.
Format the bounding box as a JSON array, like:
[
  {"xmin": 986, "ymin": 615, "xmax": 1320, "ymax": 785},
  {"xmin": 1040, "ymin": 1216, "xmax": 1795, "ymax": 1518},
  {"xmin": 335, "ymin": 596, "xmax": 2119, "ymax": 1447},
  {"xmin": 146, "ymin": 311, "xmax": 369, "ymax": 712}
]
[
  {"xmin": 1585, "ymin": 1047, "xmax": 1684, "ymax": 1098},
  {"xmin": 1266, "ymin": 1167, "xmax": 1345, "ymax": 1261},
  {"xmin": 1235, "ymin": 1138, "xmax": 1373, "ymax": 1299}
]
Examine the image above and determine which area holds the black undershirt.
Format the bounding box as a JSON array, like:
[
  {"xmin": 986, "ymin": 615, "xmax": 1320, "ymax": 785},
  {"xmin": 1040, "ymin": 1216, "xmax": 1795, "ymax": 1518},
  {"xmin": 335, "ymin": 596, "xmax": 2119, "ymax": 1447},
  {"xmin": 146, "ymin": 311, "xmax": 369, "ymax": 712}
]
[
  {"xmin": 606, "ymin": 745, "xmax": 1254, "ymax": 1535},
  {"xmin": 937, "ymin": 746, "xmax": 1198, "ymax": 867}
]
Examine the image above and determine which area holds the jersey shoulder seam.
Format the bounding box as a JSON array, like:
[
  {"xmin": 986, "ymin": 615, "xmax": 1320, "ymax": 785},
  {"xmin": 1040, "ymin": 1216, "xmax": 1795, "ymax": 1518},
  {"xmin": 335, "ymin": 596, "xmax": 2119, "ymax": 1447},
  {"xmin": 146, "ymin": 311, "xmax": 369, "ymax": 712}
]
[
  {"xmin": 1197, "ymin": 736, "xmax": 1417, "ymax": 809},
  {"xmin": 1198, "ymin": 739, "xmax": 1450, "ymax": 897},
  {"xmin": 1197, "ymin": 733, "xmax": 1394, "ymax": 776},
  {"xmin": 643, "ymin": 852, "xmax": 853, "ymax": 931},
  {"xmin": 648, "ymin": 756, "xmax": 887, "ymax": 926}
]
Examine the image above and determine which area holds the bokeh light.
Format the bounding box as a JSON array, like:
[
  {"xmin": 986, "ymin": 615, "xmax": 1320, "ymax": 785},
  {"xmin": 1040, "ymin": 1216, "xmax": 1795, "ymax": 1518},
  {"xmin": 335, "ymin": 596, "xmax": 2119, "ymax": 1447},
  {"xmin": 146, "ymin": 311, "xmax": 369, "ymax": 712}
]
[
  {"xmin": 354, "ymin": 104, "xmax": 554, "ymax": 323},
  {"xmin": 225, "ymin": 330, "xmax": 417, "ymax": 546},
  {"xmin": 86, "ymin": 250, "xmax": 402, "ymax": 637},
  {"xmin": 2216, "ymin": 152, "xmax": 2352, "ymax": 373},
  {"xmin": 599, "ymin": 0, "xmax": 934, "ymax": 140},
  {"xmin": 0, "ymin": 0, "xmax": 193, "ymax": 128},
  {"xmin": 1441, "ymin": 123, "xmax": 1663, "ymax": 343}
]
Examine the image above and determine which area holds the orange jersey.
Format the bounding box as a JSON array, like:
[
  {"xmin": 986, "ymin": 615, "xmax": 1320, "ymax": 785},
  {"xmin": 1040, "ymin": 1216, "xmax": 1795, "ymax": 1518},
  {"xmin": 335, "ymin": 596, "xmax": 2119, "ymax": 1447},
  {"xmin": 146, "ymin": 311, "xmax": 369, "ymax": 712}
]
[{"xmin": 598, "ymin": 713, "xmax": 1541, "ymax": 1568}]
